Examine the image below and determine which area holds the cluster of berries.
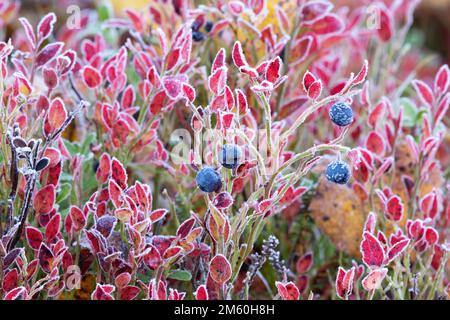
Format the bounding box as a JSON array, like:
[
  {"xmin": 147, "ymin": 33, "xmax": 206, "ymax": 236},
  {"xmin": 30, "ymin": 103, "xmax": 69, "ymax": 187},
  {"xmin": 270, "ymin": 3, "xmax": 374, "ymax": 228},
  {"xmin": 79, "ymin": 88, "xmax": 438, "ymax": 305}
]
[{"xmin": 196, "ymin": 144, "xmax": 242, "ymax": 193}]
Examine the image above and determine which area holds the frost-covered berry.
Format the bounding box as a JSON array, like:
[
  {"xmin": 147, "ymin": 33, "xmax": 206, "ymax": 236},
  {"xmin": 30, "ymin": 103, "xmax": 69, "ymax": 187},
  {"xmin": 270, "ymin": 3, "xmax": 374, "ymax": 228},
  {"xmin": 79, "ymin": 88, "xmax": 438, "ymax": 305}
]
[
  {"xmin": 204, "ymin": 21, "xmax": 213, "ymax": 33},
  {"xmin": 192, "ymin": 31, "xmax": 205, "ymax": 42},
  {"xmin": 325, "ymin": 160, "xmax": 351, "ymax": 184},
  {"xmin": 220, "ymin": 144, "xmax": 242, "ymax": 169},
  {"xmin": 329, "ymin": 102, "xmax": 353, "ymax": 127},
  {"xmin": 196, "ymin": 166, "xmax": 222, "ymax": 193}
]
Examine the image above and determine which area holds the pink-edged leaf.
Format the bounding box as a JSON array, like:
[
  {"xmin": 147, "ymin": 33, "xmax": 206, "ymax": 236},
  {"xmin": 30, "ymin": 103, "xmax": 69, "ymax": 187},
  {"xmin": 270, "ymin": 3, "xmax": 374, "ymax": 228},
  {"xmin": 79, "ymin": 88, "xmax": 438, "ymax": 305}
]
[
  {"xmin": 232, "ymin": 41, "xmax": 248, "ymax": 68},
  {"xmin": 387, "ymin": 239, "xmax": 410, "ymax": 263},
  {"xmin": 33, "ymin": 184, "xmax": 55, "ymax": 214},
  {"xmin": 26, "ymin": 226, "xmax": 43, "ymax": 250},
  {"xmin": 82, "ymin": 66, "xmax": 102, "ymax": 89},
  {"xmin": 296, "ymin": 252, "xmax": 313, "ymax": 274},
  {"xmin": 360, "ymin": 231, "xmax": 386, "ymax": 268},
  {"xmin": 275, "ymin": 281, "xmax": 300, "ymax": 300},
  {"xmin": 434, "ymin": 64, "xmax": 449, "ymax": 96},
  {"xmin": 36, "ymin": 42, "xmax": 63, "ymax": 67},
  {"xmin": 377, "ymin": 7, "xmax": 393, "ymax": 42},
  {"xmin": 435, "ymin": 93, "xmax": 449, "ymax": 125},
  {"xmin": 166, "ymin": 48, "xmax": 180, "ymax": 71},
  {"xmin": 69, "ymin": 206, "xmax": 86, "ymax": 232},
  {"xmin": 37, "ymin": 12, "xmax": 56, "ymax": 41},
  {"xmin": 120, "ymin": 286, "xmax": 141, "ymax": 300},
  {"xmin": 149, "ymin": 90, "xmax": 167, "ymax": 114},
  {"xmin": 235, "ymin": 89, "xmax": 248, "ymax": 114},
  {"xmin": 208, "ymin": 66, "xmax": 227, "ymax": 95},
  {"xmin": 150, "ymin": 208, "xmax": 168, "ymax": 223},
  {"xmin": 412, "ymin": 79, "xmax": 434, "ymax": 108},
  {"xmin": 209, "ymin": 254, "xmax": 232, "ymax": 285},
  {"xmin": 301, "ymin": 1, "xmax": 333, "ymax": 23},
  {"xmin": 213, "ymin": 192, "xmax": 233, "ymax": 209},
  {"xmin": 310, "ymin": 14, "xmax": 344, "ymax": 35},
  {"xmin": 335, "ymin": 267, "xmax": 355, "ymax": 299},
  {"xmin": 425, "ymin": 227, "xmax": 439, "ymax": 246},
  {"xmin": 176, "ymin": 217, "xmax": 196, "ymax": 239},
  {"xmin": 212, "ymin": 48, "xmax": 226, "ymax": 72},
  {"xmin": 194, "ymin": 284, "xmax": 209, "ymax": 300},
  {"xmin": 351, "ymin": 60, "xmax": 368, "ymax": 86},
  {"xmin": 266, "ymin": 57, "xmax": 282, "ymax": 83},
  {"xmin": 108, "ymin": 179, "xmax": 123, "ymax": 208},
  {"xmin": 4, "ymin": 287, "xmax": 28, "ymax": 300},
  {"xmin": 163, "ymin": 77, "xmax": 182, "ymax": 99},
  {"xmin": 307, "ymin": 80, "xmax": 322, "ymax": 100},
  {"xmin": 38, "ymin": 243, "xmax": 54, "ymax": 273},
  {"xmin": 96, "ymin": 153, "xmax": 111, "ymax": 184},
  {"xmin": 386, "ymin": 195, "xmax": 403, "ymax": 222},
  {"xmin": 143, "ymin": 244, "xmax": 162, "ymax": 270},
  {"xmin": 367, "ymin": 100, "xmax": 386, "ymax": 128},
  {"xmin": 302, "ymin": 70, "xmax": 317, "ymax": 92},
  {"xmin": 18, "ymin": 17, "xmax": 36, "ymax": 50},
  {"xmin": 111, "ymin": 158, "xmax": 128, "ymax": 189},
  {"xmin": 362, "ymin": 268, "xmax": 388, "ymax": 291},
  {"xmin": 163, "ymin": 246, "xmax": 183, "ymax": 260},
  {"xmin": 182, "ymin": 83, "xmax": 196, "ymax": 103},
  {"xmin": 365, "ymin": 131, "xmax": 385, "ymax": 156},
  {"xmin": 47, "ymin": 98, "xmax": 67, "ymax": 131},
  {"xmin": 45, "ymin": 213, "xmax": 61, "ymax": 242}
]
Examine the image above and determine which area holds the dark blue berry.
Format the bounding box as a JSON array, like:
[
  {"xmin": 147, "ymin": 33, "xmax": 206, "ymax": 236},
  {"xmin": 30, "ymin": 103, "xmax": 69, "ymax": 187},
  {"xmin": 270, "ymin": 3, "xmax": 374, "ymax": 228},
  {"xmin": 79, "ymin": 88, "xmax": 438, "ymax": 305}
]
[
  {"xmin": 191, "ymin": 20, "xmax": 201, "ymax": 31},
  {"xmin": 220, "ymin": 144, "xmax": 242, "ymax": 169},
  {"xmin": 329, "ymin": 102, "xmax": 353, "ymax": 127},
  {"xmin": 204, "ymin": 21, "xmax": 213, "ymax": 33},
  {"xmin": 192, "ymin": 31, "xmax": 205, "ymax": 42},
  {"xmin": 196, "ymin": 166, "xmax": 222, "ymax": 193},
  {"xmin": 325, "ymin": 160, "xmax": 351, "ymax": 184}
]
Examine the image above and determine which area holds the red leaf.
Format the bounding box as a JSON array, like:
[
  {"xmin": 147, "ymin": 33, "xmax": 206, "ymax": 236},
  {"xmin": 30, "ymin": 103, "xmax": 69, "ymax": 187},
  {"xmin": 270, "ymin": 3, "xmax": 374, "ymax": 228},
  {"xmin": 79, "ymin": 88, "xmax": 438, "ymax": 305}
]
[
  {"xmin": 149, "ymin": 90, "xmax": 167, "ymax": 114},
  {"xmin": 335, "ymin": 267, "xmax": 355, "ymax": 299},
  {"xmin": 108, "ymin": 179, "xmax": 123, "ymax": 208},
  {"xmin": 18, "ymin": 17, "xmax": 36, "ymax": 50},
  {"xmin": 296, "ymin": 252, "xmax": 313, "ymax": 274},
  {"xmin": 194, "ymin": 285, "xmax": 209, "ymax": 300},
  {"xmin": 386, "ymin": 195, "xmax": 403, "ymax": 222},
  {"xmin": 47, "ymin": 98, "xmax": 67, "ymax": 131},
  {"xmin": 182, "ymin": 83, "xmax": 196, "ymax": 103},
  {"xmin": 209, "ymin": 254, "xmax": 232, "ymax": 285},
  {"xmin": 150, "ymin": 208, "xmax": 167, "ymax": 223},
  {"xmin": 37, "ymin": 12, "xmax": 56, "ymax": 41},
  {"xmin": 96, "ymin": 153, "xmax": 111, "ymax": 184},
  {"xmin": 213, "ymin": 192, "xmax": 233, "ymax": 209},
  {"xmin": 307, "ymin": 80, "xmax": 322, "ymax": 100},
  {"xmin": 301, "ymin": 1, "xmax": 333, "ymax": 23},
  {"xmin": 143, "ymin": 245, "xmax": 162, "ymax": 270},
  {"xmin": 120, "ymin": 286, "xmax": 141, "ymax": 300},
  {"xmin": 425, "ymin": 227, "xmax": 439, "ymax": 246},
  {"xmin": 111, "ymin": 158, "xmax": 128, "ymax": 189},
  {"xmin": 360, "ymin": 231, "xmax": 386, "ymax": 268},
  {"xmin": 232, "ymin": 41, "xmax": 248, "ymax": 68},
  {"xmin": 45, "ymin": 213, "xmax": 61, "ymax": 242},
  {"xmin": 302, "ymin": 70, "xmax": 317, "ymax": 92},
  {"xmin": 26, "ymin": 226, "xmax": 43, "ymax": 250},
  {"xmin": 33, "ymin": 184, "xmax": 55, "ymax": 214},
  {"xmin": 310, "ymin": 14, "xmax": 344, "ymax": 35},
  {"xmin": 434, "ymin": 64, "xmax": 449, "ymax": 96},
  {"xmin": 176, "ymin": 217, "xmax": 196, "ymax": 239},
  {"xmin": 212, "ymin": 48, "xmax": 226, "ymax": 72},
  {"xmin": 387, "ymin": 239, "xmax": 410, "ymax": 263},
  {"xmin": 266, "ymin": 57, "xmax": 282, "ymax": 83},
  {"xmin": 235, "ymin": 89, "xmax": 248, "ymax": 114},
  {"xmin": 367, "ymin": 100, "xmax": 386, "ymax": 128},
  {"xmin": 208, "ymin": 66, "xmax": 227, "ymax": 95},
  {"xmin": 83, "ymin": 66, "xmax": 102, "ymax": 89},
  {"xmin": 362, "ymin": 268, "xmax": 388, "ymax": 291},
  {"xmin": 38, "ymin": 243, "xmax": 54, "ymax": 273},
  {"xmin": 163, "ymin": 246, "xmax": 183, "ymax": 260},
  {"xmin": 412, "ymin": 79, "xmax": 434, "ymax": 108},
  {"xmin": 166, "ymin": 48, "xmax": 180, "ymax": 71},
  {"xmin": 377, "ymin": 7, "xmax": 393, "ymax": 42},
  {"xmin": 365, "ymin": 131, "xmax": 385, "ymax": 156},
  {"xmin": 276, "ymin": 281, "xmax": 300, "ymax": 300},
  {"xmin": 36, "ymin": 42, "xmax": 63, "ymax": 67},
  {"xmin": 163, "ymin": 77, "xmax": 182, "ymax": 99},
  {"xmin": 69, "ymin": 206, "xmax": 86, "ymax": 232},
  {"xmin": 3, "ymin": 269, "xmax": 19, "ymax": 292}
]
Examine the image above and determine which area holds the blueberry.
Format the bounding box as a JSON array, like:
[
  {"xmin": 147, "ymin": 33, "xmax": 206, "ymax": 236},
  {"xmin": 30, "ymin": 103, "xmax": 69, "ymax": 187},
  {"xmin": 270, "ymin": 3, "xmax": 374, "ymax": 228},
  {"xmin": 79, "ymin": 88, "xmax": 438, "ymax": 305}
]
[
  {"xmin": 329, "ymin": 102, "xmax": 353, "ymax": 127},
  {"xmin": 204, "ymin": 21, "xmax": 213, "ymax": 33},
  {"xmin": 220, "ymin": 144, "xmax": 242, "ymax": 169},
  {"xmin": 325, "ymin": 160, "xmax": 351, "ymax": 184},
  {"xmin": 192, "ymin": 31, "xmax": 205, "ymax": 42},
  {"xmin": 196, "ymin": 166, "xmax": 222, "ymax": 193}
]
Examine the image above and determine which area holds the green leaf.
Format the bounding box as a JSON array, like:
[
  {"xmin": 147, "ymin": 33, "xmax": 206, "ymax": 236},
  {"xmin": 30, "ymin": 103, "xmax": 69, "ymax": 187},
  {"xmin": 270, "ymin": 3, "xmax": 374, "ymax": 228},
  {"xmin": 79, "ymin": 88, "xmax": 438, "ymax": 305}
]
[
  {"xmin": 80, "ymin": 132, "xmax": 96, "ymax": 156},
  {"xmin": 63, "ymin": 139, "xmax": 79, "ymax": 156},
  {"xmin": 57, "ymin": 183, "xmax": 72, "ymax": 203},
  {"xmin": 167, "ymin": 270, "xmax": 192, "ymax": 281}
]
